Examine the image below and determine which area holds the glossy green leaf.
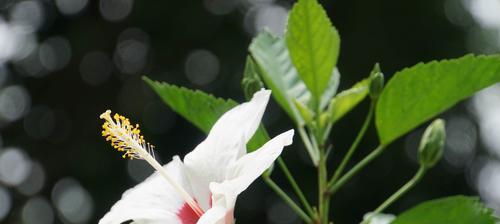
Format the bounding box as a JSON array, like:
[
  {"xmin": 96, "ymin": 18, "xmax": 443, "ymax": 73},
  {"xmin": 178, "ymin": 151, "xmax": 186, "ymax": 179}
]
[
  {"xmin": 143, "ymin": 77, "xmax": 269, "ymax": 151},
  {"xmin": 249, "ymin": 31, "xmax": 339, "ymax": 126},
  {"xmin": 392, "ymin": 196, "xmax": 498, "ymax": 224},
  {"xmin": 249, "ymin": 31, "xmax": 309, "ymax": 126},
  {"xmin": 286, "ymin": 0, "xmax": 340, "ymax": 104},
  {"xmin": 376, "ymin": 55, "xmax": 500, "ymax": 144},
  {"xmin": 328, "ymin": 79, "xmax": 370, "ymax": 124}
]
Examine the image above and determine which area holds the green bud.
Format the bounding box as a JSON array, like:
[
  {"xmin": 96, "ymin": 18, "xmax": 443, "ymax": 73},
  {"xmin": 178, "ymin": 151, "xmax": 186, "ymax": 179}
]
[
  {"xmin": 369, "ymin": 63, "xmax": 384, "ymax": 99},
  {"xmin": 241, "ymin": 56, "xmax": 264, "ymax": 100},
  {"xmin": 418, "ymin": 119, "xmax": 446, "ymax": 169},
  {"xmin": 242, "ymin": 78, "xmax": 264, "ymax": 100}
]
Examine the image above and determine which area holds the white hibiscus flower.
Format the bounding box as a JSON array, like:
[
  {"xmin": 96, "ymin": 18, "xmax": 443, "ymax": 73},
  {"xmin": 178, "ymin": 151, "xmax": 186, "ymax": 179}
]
[{"xmin": 99, "ymin": 89, "xmax": 294, "ymax": 224}]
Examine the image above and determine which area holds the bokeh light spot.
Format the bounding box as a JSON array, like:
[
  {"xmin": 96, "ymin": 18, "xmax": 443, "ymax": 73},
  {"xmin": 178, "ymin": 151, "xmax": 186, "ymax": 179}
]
[
  {"xmin": 254, "ymin": 4, "xmax": 288, "ymax": 36},
  {"xmin": 52, "ymin": 178, "xmax": 94, "ymax": 224},
  {"xmin": 9, "ymin": 0, "xmax": 45, "ymax": 32},
  {"xmin": 0, "ymin": 147, "xmax": 31, "ymax": 186},
  {"xmin": 185, "ymin": 49, "xmax": 220, "ymax": 86},
  {"xmin": 0, "ymin": 186, "xmax": 11, "ymax": 222},
  {"xmin": 99, "ymin": 0, "xmax": 134, "ymax": 22},
  {"xmin": 477, "ymin": 160, "xmax": 500, "ymax": 210},
  {"xmin": 0, "ymin": 18, "xmax": 37, "ymax": 64},
  {"xmin": 114, "ymin": 28, "xmax": 150, "ymax": 75},
  {"xmin": 471, "ymin": 85, "xmax": 500, "ymax": 157},
  {"xmin": 244, "ymin": 4, "xmax": 288, "ymax": 36},
  {"xmin": 467, "ymin": 0, "xmax": 500, "ymax": 29},
  {"xmin": 14, "ymin": 48, "xmax": 48, "ymax": 77},
  {"xmin": 55, "ymin": 0, "xmax": 88, "ymax": 15},
  {"xmin": 39, "ymin": 36, "xmax": 72, "ymax": 72},
  {"xmin": 444, "ymin": 115, "xmax": 477, "ymax": 168},
  {"xmin": 21, "ymin": 196, "xmax": 54, "ymax": 224},
  {"xmin": 0, "ymin": 85, "xmax": 31, "ymax": 122},
  {"xmin": 17, "ymin": 161, "xmax": 46, "ymax": 196}
]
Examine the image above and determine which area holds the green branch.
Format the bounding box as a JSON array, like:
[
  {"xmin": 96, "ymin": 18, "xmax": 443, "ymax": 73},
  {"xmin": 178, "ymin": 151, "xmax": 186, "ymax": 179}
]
[
  {"xmin": 363, "ymin": 166, "xmax": 427, "ymax": 224},
  {"xmin": 329, "ymin": 101, "xmax": 374, "ymax": 186},
  {"xmin": 263, "ymin": 176, "xmax": 313, "ymax": 223},
  {"xmin": 298, "ymin": 126, "xmax": 320, "ymax": 166},
  {"xmin": 277, "ymin": 157, "xmax": 315, "ymax": 217},
  {"xmin": 327, "ymin": 144, "xmax": 387, "ymax": 194}
]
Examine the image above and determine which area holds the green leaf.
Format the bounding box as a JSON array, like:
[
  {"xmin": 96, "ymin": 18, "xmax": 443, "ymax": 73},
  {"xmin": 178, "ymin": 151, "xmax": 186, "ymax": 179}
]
[
  {"xmin": 286, "ymin": 0, "xmax": 341, "ymax": 105},
  {"xmin": 143, "ymin": 77, "xmax": 269, "ymax": 151},
  {"xmin": 320, "ymin": 68, "xmax": 341, "ymax": 110},
  {"xmin": 249, "ymin": 31, "xmax": 340, "ymax": 126},
  {"xmin": 376, "ymin": 55, "xmax": 500, "ymax": 145},
  {"xmin": 249, "ymin": 31, "xmax": 309, "ymax": 126},
  {"xmin": 392, "ymin": 196, "xmax": 498, "ymax": 224},
  {"xmin": 327, "ymin": 79, "xmax": 370, "ymax": 124}
]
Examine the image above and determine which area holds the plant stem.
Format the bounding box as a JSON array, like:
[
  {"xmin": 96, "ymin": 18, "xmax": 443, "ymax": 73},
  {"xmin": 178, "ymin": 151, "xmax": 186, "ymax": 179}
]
[
  {"xmin": 277, "ymin": 157, "xmax": 315, "ymax": 217},
  {"xmin": 298, "ymin": 126, "xmax": 320, "ymax": 166},
  {"xmin": 375, "ymin": 166, "xmax": 426, "ymax": 213},
  {"xmin": 363, "ymin": 166, "xmax": 427, "ymax": 224},
  {"xmin": 322, "ymin": 148, "xmax": 333, "ymax": 224},
  {"xmin": 318, "ymin": 149, "xmax": 327, "ymax": 223},
  {"xmin": 327, "ymin": 144, "xmax": 386, "ymax": 194},
  {"xmin": 263, "ymin": 176, "xmax": 313, "ymax": 224},
  {"xmin": 323, "ymin": 196, "xmax": 330, "ymax": 224},
  {"xmin": 329, "ymin": 101, "xmax": 375, "ymax": 186}
]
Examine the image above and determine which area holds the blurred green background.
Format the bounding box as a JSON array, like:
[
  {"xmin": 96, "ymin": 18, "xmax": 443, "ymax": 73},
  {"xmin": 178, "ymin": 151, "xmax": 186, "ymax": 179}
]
[{"xmin": 0, "ymin": 0, "xmax": 500, "ymax": 223}]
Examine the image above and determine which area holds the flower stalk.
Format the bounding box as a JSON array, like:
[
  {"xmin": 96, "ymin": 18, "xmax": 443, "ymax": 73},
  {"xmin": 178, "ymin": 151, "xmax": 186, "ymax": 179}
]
[
  {"xmin": 329, "ymin": 101, "xmax": 375, "ymax": 185},
  {"xmin": 362, "ymin": 166, "xmax": 427, "ymax": 224},
  {"xmin": 263, "ymin": 176, "xmax": 313, "ymax": 224},
  {"xmin": 327, "ymin": 144, "xmax": 387, "ymax": 195},
  {"xmin": 277, "ymin": 157, "xmax": 316, "ymax": 217}
]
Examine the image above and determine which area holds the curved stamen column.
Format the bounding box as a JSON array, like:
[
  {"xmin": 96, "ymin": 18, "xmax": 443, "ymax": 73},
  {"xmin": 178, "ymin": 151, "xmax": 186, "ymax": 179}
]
[{"xmin": 100, "ymin": 110, "xmax": 204, "ymax": 217}]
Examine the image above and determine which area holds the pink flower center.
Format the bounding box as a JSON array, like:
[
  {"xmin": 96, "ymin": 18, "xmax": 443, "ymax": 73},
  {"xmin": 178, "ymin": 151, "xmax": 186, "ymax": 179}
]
[{"xmin": 177, "ymin": 202, "xmax": 202, "ymax": 224}]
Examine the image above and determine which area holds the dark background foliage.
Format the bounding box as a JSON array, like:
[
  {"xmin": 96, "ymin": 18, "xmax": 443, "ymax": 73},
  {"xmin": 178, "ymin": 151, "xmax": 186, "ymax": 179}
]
[{"xmin": 0, "ymin": 0, "xmax": 498, "ymax": 223}]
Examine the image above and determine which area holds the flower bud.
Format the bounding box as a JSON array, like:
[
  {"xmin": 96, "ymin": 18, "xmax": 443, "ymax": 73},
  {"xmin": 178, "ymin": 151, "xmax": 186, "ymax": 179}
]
[
  {"xmin": 369, "ymin": 63, "xmax": 384, "ymax": 99},
  {"xmin": 418, "ymin": 119, "xmax": 446, "ymax": 169},
  {"xmin": 242, "ymin": 78, "xmax": 264, "ymax": 100},
  {"xmin": 242, "ymin": 57, "xmax": 264, "ymax": 100}
]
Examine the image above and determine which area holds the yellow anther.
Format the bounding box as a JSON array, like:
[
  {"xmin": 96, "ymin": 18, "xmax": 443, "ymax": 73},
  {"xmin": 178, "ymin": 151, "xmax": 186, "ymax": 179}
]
[{"xmin": 100, "ymin": 110, "xmax": 155, "ymax": 160}]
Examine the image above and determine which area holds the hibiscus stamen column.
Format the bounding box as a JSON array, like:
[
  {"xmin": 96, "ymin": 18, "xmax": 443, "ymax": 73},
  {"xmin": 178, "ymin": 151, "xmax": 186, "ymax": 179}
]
[{"xmin": 100, "ymin": 110, "xmax": 204, "ymax": 217}]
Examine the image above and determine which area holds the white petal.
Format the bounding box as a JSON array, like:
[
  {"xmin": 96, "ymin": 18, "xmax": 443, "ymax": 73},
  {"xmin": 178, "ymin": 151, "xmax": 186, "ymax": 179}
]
[
  {"xmin": 226, "ymin": 129, "xmax": 294, "ymax": 194},
  {"xmin": 99, "ymin": 156, "xmax": 192, "ymax": 224},
  {"xmin": 196, "ymin": 206, "xmax": 226, "ymax": 224},
  {"xmin": 209, "ymin": 130, "xmax": 294, "ymax": 209},
  {"xmin": 209, "ymin": 89, "xmax": 270, "ymax": 145},
  {"xmin": 362, "ymin": 213, "xmax": 396, "ymax": 224},
  {"xmin": 183, "ymin": 89, "xmax": 271, "ymax": 210}
]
